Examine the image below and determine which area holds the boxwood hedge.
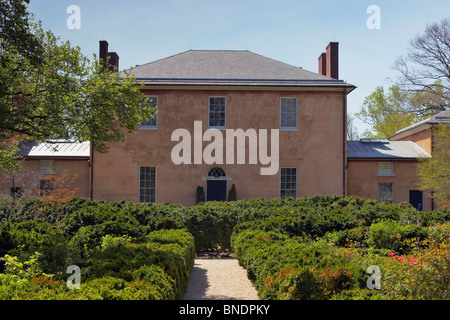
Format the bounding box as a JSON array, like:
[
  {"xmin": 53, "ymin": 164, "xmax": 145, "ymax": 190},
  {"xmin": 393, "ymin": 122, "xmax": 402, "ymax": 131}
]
[{"xmin": 1, "ymin": 195, "xmax": 449, "ymax": 300}]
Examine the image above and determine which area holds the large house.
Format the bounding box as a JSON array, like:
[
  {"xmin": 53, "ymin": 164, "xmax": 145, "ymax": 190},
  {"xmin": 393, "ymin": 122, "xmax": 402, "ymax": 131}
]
[
  {"xmin": 1, "ymin": 41, "xmax": 444, "ymax": 210},
  {"xmin": 91, "ymin": 41, "xmax": 354, "ymax": 206}
]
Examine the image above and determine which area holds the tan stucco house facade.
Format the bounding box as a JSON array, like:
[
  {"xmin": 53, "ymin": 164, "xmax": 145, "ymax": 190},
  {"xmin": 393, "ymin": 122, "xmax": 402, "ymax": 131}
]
[
  {"xmin": 1, "ymin": 41, "xmax": 445, "ymax": 211},
  {"xmin": 91, "ymin": 43, "xmax": 354, "ymax": 206}
]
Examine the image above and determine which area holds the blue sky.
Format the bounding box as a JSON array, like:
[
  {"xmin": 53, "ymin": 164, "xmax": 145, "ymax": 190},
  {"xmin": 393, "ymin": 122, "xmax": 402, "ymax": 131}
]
[{"xmin": 28, "ymin": 0, "xmax": 450, "ymax": 134}]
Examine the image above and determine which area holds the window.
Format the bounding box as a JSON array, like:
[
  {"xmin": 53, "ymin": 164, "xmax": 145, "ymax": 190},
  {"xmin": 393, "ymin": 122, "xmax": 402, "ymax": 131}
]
[
  {"xmin": 208, "ymin": 167, "xmax": 226, "ymax": 178},
  {"xmin": 280, "ymin": 98, "xmax": 298, "ymax": 130},
  {"xmin": 378, "ymin": 162, "xmax": 394, "ymax": 176},
  {"xmin": 10, "ymin": 187, "xmax": 23, "ymax": 198},
  {"xmin": 139, "ymin": 166, "xmax": 156, "ymax": 203},
  {"xmin": 39, "ymin": 160, "xmax": 55, "ymax": 174},
  {"xmin": 209, "ymin": 97, "xmax": 226, "ymax": 129},
  {"xmin": 39, "ymin": 180, "xmax": 54, "ymax": 195},
  {"xmin": 378, "ymin": 183, "xmax": 393, "ymax": 203},
  {"xmin": 280, "ymin": 168, "xmax": 297, "ymax": 198},
  {"xmin": 140, "ymin": 96, "xmax": 158, "ymax": 129}
]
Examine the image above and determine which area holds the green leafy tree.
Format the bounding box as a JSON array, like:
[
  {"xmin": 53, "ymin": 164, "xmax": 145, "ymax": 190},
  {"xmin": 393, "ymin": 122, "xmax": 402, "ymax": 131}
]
[
  {"xmin": 356, "ymin": 86, "xmax": 416, "ymax": 138},
  {"xmin": 0, "ymin": 0, "xmax": 153, "ymax": 173},
  {"xmin": 417, "ymin": 124, "xmax": 450, "ymax": 206}
]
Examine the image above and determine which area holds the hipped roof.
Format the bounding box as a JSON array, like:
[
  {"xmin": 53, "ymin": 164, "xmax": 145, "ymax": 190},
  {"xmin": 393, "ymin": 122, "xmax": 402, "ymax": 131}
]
[{"xmin": 120, "ymin": 50, "xmax": 355, "ymax": 91}]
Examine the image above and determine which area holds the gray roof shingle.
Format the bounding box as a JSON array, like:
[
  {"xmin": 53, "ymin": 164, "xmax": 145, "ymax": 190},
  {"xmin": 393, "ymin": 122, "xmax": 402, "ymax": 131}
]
[
  {"xmin": 347, "ymin": 140, "xmax": 430, "ymax": 159},
  {"xmin": 121, "ymin": 50, "xmax": 355, "ymax": 89}
]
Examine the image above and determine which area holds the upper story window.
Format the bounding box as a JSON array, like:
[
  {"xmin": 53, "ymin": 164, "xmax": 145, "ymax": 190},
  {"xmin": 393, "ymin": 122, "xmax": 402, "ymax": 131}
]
[
  {"xmin": 280, "ymin": 98, "xmax": 298, "ymax": 130},
  {"xmin": 209, "ymin": 97, "xmax": 226, "ymax": 129},
  {"xmin": 378, "ymin": 162, "xmax": 394, "ymax": 176},
  {"xmin": 140, "ymin": 96, "xmax": 158, "ymax": 129},
  {"xmin": 39, "ymin": 160, "xmax": 55, "ymax": 174}
]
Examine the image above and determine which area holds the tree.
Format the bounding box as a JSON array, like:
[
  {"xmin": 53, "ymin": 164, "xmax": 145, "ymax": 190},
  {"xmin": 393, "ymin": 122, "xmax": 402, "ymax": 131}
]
[
  {"xmin": 228, "ymin": 184, "xmax": 237, "ymax": 201},
  {"xmin": 37, "ymin": 169, "xmax": 79, "ymax": 226},
  {"xmin": 355, "ymin": 86, "xmax": 416, "ymax": 138},
  {"xmin": 0, "ymin": 0, "xmax": 43, "ymax": 66},
  {"xmin": 346, "ymin": 114, "xmax": 360, "ymax": 141},
  {"xmin": 357, "ymin": 18, "xmax": 450, "ymax": 138},
  {"xmin": 417, "ymin": 124, "xmax": 450, "ymax": 206},
  {"xmin": 393, "ymin": 17, "xmax": 450, "ymax": 116},
  {"xmin": 196, "ymin": 186, "xmax": 205, "ymax": 204},
  {"xmin": 0, "ymin": 0, "xmax": 153, "ymax": 173}
]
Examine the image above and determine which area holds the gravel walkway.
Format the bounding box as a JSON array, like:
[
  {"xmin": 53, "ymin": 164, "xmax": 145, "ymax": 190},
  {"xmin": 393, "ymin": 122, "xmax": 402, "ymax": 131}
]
[{"xmin": 183, "ymin": 257, "xmax": 259, "ymax": 300}]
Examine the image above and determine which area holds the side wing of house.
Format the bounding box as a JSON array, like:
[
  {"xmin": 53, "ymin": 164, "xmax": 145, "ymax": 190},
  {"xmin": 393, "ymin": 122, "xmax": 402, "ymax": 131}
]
[
  {"xmin": 0, "ymin": 141, "xmax": 91, "ymax": 200},
  {"xmin": 346, "ymin": 140, "xmax": 432, "ymax": 211}
]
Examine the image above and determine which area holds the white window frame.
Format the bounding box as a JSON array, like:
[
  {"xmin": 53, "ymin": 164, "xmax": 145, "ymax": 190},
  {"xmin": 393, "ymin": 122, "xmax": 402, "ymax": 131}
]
[
  {"xmin": 139, "ymin": 96, "xmax": 158, "ymax": 130},
  {"xmin": 39, "ymin": 160, "xmax": 55, "ymax": 174},
  {"xmin": 378, "ymin": 162, "xmax": 394, "ymax": 176},
  {"xmin": 280, "ymin": 167, "xmax": 298, "ymax": 198},
  {"xmin": 208, "ymin": 96, "xmax": 226, "ymax": 129},
  {"xmin": 139, "ymin": 166, "xmax": 157, "ymax": 203},
  {"xmin": 280, "ymin": 97, "xmax": 298, "ymax": 131},
  {"xmin": 378, "ymin": 182, "xmax": 394, "ymax": 203}
]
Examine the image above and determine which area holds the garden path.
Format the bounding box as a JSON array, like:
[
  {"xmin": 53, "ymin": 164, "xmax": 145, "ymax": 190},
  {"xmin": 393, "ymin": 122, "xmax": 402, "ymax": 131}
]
[{"xmin": 183, "ymin": 256, "xmax": 259, "ymax": 300}]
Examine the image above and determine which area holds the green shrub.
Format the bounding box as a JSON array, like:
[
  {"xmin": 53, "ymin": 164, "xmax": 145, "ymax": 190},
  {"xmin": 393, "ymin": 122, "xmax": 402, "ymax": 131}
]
[
  {"xmin": 232, "ymin": 228, "xmax": 352, "ymax": 299},
  {"xmin": 417, "ymin": 207, "xmax": 450, "ymax": 226},
  {"xmin": 330, "ymin": 288, "xmax": 387, "ymax": 300},
  {"xmin": 62, "ymin": 204, "xmax": 146, "ymax": 238},
  {"xmin": 367, "ymin": 220, "xmax": 428, "ymax": 253},
  {"xmin": 73, "ymin": 271, "xmax": 175, "ymax": 300},
  {"xmin": 228, "ymin": 184, "xmax": 237, "ymax": 201},
  {"xmin": 196, "ymin": 186, "xmax": 205, "ymax": 204},
  {"xmin": 260, "ymin": 267, "xmax": 323, "ymax": 300},
  {"xmin": 72, "ymin": 229, "xmax": 194, "ymax": 299},
  {"xmin": 0, "ymin": 221, "xmax": 69, "ymax": 275},
  {"xmin": 153, "ymin": 216, "xmax": 184, "ymax": 230},
  {"xmin": 1, "ymin": 195, "xmax": 449, "ymax": 300}
]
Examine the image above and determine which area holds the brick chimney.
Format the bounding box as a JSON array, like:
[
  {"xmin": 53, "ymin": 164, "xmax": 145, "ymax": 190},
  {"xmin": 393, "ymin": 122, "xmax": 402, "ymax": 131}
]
[
  {"xmin": 99, "ymin": 40, "xmax": 119, "ymax": 71},
  {"xmin": 107, "ymin": 52, "xmax": 119, "ymax": 70},
  {"xmin": 326, "ymin": 42, "xmax": 338, "ymax": 80},
  {"xmin": 318, "ymin": 52, "xmax": 327, "ymax": 76},
  {"xmin": 99, "ymin": 40, "xmax": 108, "ymax": 64},
  {"xmin": 317, "ymin": 42, "xmax": 339, "ymax": 79}
]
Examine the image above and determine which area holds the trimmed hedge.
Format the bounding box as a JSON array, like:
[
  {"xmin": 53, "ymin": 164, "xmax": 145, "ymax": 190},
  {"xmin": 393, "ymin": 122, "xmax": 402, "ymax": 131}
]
[
  {"xmin": 1, "ymin": 195, "xmax": 449, "ymax": 300},
  {"xmin": 0, "ymin": 229, "xmax": 194, "ymax": 300},
  {"xmin": 73, "ymin": 229, "xmax": 195, "ymax": 299},
  {"xmin": 3, "ymin": 195, "xmax": 445, "ymax": 252},
  {"xmin": 231, "ymin": 201, "xmax": 450, "ymax": 300}
]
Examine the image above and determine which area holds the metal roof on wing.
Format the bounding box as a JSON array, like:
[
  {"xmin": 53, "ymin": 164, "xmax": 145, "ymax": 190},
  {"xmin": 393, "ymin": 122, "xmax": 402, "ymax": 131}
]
[
  {"xmin": 16, "ymin": 140, "xmax": 90, "ymax": 158},
  {"xmin": 391, "ymin": 109, "xmax": 450, "ymax": 139},
  {"xmin": 347, "ymin": 140, "xmax": 430, "ymax": 159}
]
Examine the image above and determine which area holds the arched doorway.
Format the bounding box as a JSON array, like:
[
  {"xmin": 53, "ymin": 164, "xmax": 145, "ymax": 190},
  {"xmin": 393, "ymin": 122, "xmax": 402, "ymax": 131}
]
[{"xmin": 206, "ymin": 167, "xmax": 227, "ymax": 201}]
